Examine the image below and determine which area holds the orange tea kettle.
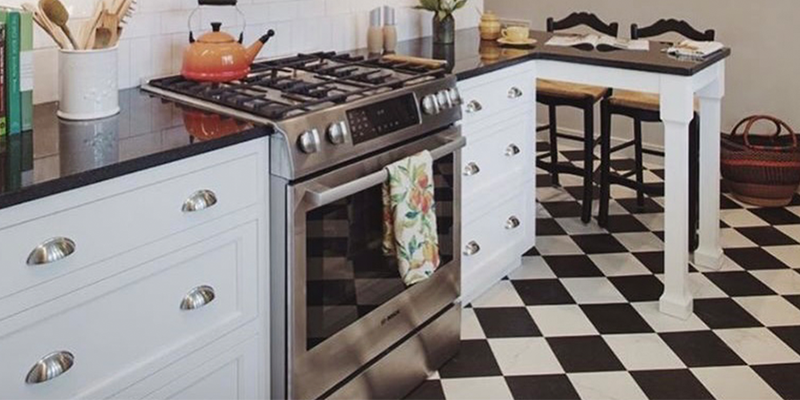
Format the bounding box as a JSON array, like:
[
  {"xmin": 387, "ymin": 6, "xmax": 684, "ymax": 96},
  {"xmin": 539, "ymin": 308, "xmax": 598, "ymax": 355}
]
[{"xmin": 181, "ymin": 1, "xmax": 275, "ymax": 82}]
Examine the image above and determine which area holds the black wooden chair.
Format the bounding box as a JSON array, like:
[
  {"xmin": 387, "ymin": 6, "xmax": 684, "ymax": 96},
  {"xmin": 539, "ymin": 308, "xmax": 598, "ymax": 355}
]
[
  {"xmin": 597, "ymin": 19, "xmax": 716, "ymax": 249},
  {"xmin": 536, "ymin": 12, "xmax": 619, "ymax": 224}
]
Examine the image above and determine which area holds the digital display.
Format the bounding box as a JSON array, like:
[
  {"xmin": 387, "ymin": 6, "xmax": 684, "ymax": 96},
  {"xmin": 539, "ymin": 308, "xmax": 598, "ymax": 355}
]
[{"xmin": 347, "ymin": 94, "xmax": 421, "ymax": 145}]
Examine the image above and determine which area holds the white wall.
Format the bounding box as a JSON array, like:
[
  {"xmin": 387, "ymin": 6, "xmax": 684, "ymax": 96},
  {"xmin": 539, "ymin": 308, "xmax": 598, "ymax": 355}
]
[
  {"xmin": 3, "ymin": 0, "xmax": 482, "ymax": 104},
  {"xmin": 485, "ymin": 0, "xmax": 800, "ymax": 147}
]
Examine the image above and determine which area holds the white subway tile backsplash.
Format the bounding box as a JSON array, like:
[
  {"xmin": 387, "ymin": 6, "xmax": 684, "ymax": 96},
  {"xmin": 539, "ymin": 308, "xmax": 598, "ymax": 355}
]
[
  {"xmin": 117, "ymin": 39, "xmax": 132, "ymax": 88},
  {"xmin": 10, "ymin": 0, "xmax": 482, "ymax": 103},
  {"xmin": 129, "ymin": 36, "xmax": 153, "ymax": 86}
]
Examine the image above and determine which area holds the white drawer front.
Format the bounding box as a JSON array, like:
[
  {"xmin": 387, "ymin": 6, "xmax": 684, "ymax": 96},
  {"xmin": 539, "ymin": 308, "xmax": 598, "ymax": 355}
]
[
  {"xmin": 0, "ymin": 153, "xmax": 259, "ymax": 304},
  {"xmin": 462, "ymin": 114, "xmax": 529, "ymax": 201},
  {"xmin": 134, "ymin": 335, "xmax": 259, "ymax": 400},
  {"xmin": 0, "ymin": 221, "xmax": 258, "ymax": 399},
  {"xmin": 462, "ymin": 192, "xmax": 528, "ymax": 276},
  {"xmin": 459, "ymin": 74, "xmax": 533, "ymax": 125}
]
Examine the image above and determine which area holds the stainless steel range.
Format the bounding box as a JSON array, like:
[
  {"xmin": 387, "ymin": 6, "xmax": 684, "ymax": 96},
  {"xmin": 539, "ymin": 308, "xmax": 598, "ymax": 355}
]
[{"xmin": 143, "ymin": 51, "xmax": 464, "ymax": 400}]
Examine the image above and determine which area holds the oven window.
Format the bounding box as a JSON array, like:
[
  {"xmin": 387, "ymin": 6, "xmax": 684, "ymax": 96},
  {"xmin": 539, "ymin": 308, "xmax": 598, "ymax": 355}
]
[{"xmin": 305, "ymin": 155, "xmax": 455, "ymax": 350}]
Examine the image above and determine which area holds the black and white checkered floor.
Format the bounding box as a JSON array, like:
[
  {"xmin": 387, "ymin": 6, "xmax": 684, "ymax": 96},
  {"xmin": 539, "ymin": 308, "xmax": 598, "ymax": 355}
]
[{"xmin": 406, "ymin": 144, "xmax": 800, "ymax": 400}]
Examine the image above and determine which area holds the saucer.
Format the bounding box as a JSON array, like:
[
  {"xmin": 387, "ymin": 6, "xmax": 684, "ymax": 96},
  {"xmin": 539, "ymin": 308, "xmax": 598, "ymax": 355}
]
[{"xmin": 498, "ymin": 37, "xmax": 537, "ymax": 47}]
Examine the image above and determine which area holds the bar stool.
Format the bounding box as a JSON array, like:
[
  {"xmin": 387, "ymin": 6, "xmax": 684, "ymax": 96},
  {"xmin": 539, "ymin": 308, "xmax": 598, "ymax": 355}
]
[
  {"xmin": 536, "ymin": 12, "xmax": 619, "ymax": 224},
  {"xmin": 598, "ymin": 19, "xmax": 716, "ymax": 250}
]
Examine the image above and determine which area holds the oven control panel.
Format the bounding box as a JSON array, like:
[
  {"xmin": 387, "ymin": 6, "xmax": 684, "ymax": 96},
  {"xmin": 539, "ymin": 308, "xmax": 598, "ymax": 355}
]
[{"xmin": 346, "ymin": 94, "xmax": 421, "ymax": 145}]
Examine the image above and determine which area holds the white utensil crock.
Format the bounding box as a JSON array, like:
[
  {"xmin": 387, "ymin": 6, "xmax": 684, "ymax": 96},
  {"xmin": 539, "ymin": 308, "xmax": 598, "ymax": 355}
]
[{"xmin": 58, "ymin": 46, "xmax": 120, "ymax": 121}]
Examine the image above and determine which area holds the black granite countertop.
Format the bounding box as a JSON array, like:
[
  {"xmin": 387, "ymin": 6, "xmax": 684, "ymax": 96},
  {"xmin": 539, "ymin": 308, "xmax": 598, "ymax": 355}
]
[
  {"xmin": 380, "ymin": 28, "xmax": 730, "ymax": 80},
  {"xmin": 0, "ymin": 89, "xmax": 270, "ymax": 211},
  {"xmin": 0, "ymin": 28, "xmax": 730, "ymax": 211}
]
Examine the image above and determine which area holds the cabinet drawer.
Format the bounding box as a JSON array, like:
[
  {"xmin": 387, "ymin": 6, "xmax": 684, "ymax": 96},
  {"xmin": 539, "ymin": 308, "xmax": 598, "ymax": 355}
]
[
  {"xmin": 460, "ymin": 103, "xmax": 531, "ymax": 142},
  {"xmin": 113, "ymin": 332, "xmax": 260, "ymax": 400},
  {"xmin": 0, "ymin": 221, "xmax": 258, "ymax": 399},
  {"xmin": 0, "ymin": 152, "xmax": 259, "ymax": 303},
  {"xmin": 462, "ymin": 114, "xmax": 529, "ymax": 200},
  {"xmin": 459, "ymin": 73, "xmax": 533, "ymax": 125},
  {"xmin": 462, "ymin": 191, "xmax": 528, "ymax": 275}
]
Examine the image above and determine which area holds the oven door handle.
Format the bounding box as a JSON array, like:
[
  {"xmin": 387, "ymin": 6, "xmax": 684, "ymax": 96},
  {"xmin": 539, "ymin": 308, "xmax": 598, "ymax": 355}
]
[{"xmin": 306, "ymin": 135, "xmax": 466, "ymax": 207}]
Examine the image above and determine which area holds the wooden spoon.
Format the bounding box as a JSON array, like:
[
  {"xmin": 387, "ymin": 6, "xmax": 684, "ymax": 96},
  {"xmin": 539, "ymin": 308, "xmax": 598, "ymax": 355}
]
[
  {"xmin": 21, "ymin": 3, "xmax": 67, "ymax": 48},
  {"xmin": 39, "ymin": 0, "xmax": 79, "ymax": 50},
  {"xmin": 93, "ymin": 27, "xmax": 112, "ymax": 49}
]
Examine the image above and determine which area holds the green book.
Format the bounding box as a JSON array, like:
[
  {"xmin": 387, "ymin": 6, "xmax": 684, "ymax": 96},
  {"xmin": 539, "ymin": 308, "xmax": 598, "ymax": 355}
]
[
  {"xmin": 19, "ymin": 10, "xmax": 32, "ymax": 132},
  {"xmin": 0, "ymin": 22, "xmax": 6, "ymax": 137},
  {"xmin": 4, "ymin": 10, "xmax": 21, "ymax": 136},
  {"xmin": 0, "ymin": 136, "xmax": 6, "ymax": 190}
]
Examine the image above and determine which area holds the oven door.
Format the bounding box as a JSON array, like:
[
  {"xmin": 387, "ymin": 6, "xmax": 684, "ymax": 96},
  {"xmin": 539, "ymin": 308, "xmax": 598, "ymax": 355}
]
[{"xmin": 287, "ymin": 127, "xmax": 464, "ymax": 399}]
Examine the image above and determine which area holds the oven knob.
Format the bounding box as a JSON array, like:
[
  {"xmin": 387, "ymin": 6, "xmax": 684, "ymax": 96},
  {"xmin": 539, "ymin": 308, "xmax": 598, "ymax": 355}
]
[
  {"xmin": 421, "ymin": 94, "xmax": 441, "ymax": 115},
  {"xmin": 448, "ymin": 87, "xmax": 462, "ymax": 106},
  {"xmin": 327, "ymin": 121, "xmax": 348, "ymax": 145},
  {"xmin": 298, "ymin": 129, "xmax": 321, "ymax": 154},
  {"xmin": 437, "ymin": 90, "xmax": 454, "ymax": 109}
]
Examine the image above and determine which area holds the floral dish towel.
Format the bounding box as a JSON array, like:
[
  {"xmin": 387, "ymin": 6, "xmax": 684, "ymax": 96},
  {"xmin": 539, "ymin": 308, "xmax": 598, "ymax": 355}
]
[{"xmin": 382, "ymin": 151, "xmax": 441, "ymax": 286}]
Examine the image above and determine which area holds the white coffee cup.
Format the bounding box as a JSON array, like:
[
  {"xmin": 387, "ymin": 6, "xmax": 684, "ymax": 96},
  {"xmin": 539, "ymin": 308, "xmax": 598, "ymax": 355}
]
[{"xmin": 502, "ymin": 26, "xmax": 530, "ymax": 42}]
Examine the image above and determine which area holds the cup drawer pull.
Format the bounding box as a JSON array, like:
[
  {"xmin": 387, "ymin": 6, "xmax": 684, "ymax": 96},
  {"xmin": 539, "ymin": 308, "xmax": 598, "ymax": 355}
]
[
  {"xmin": 508, "ymin": 87, "xmax": 523, "ymax": 99},
  {"xmin": 463, "ymin": 162, "xmax": 481, "ymax": 176},
  {"xmin": 506, "ymin": 216, "xmax": 521, "ymax": 230},
  {"xmin": 180, "ymin": 285, "xmax": 216, "ymax": 310},
  {"xmin": 182, "ymin": 190, "xmax": 218, "ymax": 213},
  {"xmin": 505, "ymin": 144, "xmax": 521, "ymax": 157},
  {"xmin": 26, "ymin": 351, "xmax": 74, "ymax": 384},
  {"xmin": 463, "ymin": 241, "xmax": 481, "ymax": 256},
  {"xmin": 465, "ymin": 100, "xmax": 483, "ymax": 114},
  {"xmin": 27, "ymin": 237, "xmax": 76, "ymax": 266}
]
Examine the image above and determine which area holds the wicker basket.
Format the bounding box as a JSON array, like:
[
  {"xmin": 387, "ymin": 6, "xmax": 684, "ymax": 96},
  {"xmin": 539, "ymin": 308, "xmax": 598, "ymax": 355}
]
[{"xmin": 721, "ymin": 115, "xmax": 800, "ymax": 207}]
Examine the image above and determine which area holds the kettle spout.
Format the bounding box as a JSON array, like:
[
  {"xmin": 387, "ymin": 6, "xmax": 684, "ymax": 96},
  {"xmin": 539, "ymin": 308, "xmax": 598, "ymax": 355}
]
[{"xmin": 245, "ymin": 30, "xmax": 276, "ymax": 64}]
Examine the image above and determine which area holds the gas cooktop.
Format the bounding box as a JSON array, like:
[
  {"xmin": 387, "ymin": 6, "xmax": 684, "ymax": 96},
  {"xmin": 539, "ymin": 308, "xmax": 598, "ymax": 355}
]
[
  {"xmin": 143, "ymin": 51, "xmax": 462, "ymax": 180},
  {"xmin": 146, "ymin": 52, "xmax": 447, "ymax": 121}
]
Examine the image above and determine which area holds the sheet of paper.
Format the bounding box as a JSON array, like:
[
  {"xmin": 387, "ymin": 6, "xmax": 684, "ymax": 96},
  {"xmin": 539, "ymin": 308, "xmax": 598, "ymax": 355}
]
[
  {"xmin": 546, "ymin": 34, "xmax": 650, "ymax": 51},
  {"xmin": 618, "ymin": 39, "xmax": 650, "ymax": 51},
  {"xmin": 669, "ymin": 40, "xmax": 724, "ymax": 57},
  {"xmin": 545, "ymin": 34, "xmax": 593, "ymax": 47}
]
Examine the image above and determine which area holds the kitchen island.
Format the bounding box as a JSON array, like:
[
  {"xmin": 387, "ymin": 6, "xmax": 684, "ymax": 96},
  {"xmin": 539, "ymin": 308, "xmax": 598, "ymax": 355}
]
[{"xmin": 384, "ymin": 28, "xmax": 729, "ymax": 318}]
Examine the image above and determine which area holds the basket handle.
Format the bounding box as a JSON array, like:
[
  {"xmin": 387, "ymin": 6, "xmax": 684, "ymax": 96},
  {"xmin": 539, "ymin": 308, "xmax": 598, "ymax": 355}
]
[
  {"xmin": 730, "ymin": 115, "xmax": 782, "ymax": 138},
  {"xmin": 740, "ymin": 115, "xmax": 797, "ymax": 150}
]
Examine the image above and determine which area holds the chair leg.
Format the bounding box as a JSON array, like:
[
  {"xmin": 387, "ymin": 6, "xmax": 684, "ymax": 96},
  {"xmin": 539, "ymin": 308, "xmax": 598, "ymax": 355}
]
[
  {"xmin": 689, "ymin": 115, "xmax": 700, "ymax": 252},
  {"xmin": 599, "ymin": 101, "xmax": 612, "ymax": 227},
  {"xmin": 548, "ymin": 105, "xmax": 560, "ymax": 186},
  {"xmin": 581, "ymin": 102, "xmax": 595, "ymax": 224},
  {"xmin": 634, "ymin": 117, "xmax": 646, "ymax": 207}
]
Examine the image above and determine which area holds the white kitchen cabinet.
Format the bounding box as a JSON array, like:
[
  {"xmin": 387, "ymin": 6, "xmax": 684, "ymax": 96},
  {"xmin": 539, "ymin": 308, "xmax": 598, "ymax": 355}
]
[
  {"xmin": 0, "ymin": 138, "xmax": 270, "ymax": 399},
  {"xmin": 457, "ymin": 62, "xmax": 537, "ymax": 304},
  {"xmin": 0, "ymin": 151, "xmax": 260, "ymax": 317}
]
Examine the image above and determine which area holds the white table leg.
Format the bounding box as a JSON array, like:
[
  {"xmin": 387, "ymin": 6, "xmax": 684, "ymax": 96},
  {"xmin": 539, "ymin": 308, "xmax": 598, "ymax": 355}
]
[
  {"xmin": 694, "ymin": 63, "xmax": 726, "ymax": 270},
  {"xmin": 659, "ymin": 76, "xmax": 696, "ymax": 319}
]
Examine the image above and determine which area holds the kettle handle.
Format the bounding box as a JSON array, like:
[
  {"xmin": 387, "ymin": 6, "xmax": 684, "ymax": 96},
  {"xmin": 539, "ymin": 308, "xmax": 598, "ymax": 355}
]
[{"xmin": 187, "ymin": 3, "xmax": 247, "ymax": 44}]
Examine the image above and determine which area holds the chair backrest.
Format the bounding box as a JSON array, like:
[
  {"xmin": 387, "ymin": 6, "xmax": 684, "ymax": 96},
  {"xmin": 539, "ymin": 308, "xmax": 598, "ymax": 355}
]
[
  {"xmin": 547, "ymin": 12, "xmax": 619, "ymax": 37},
  {"xmin": 631, "ymin": 19, "xmax": 716, "ymax": 41}
]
